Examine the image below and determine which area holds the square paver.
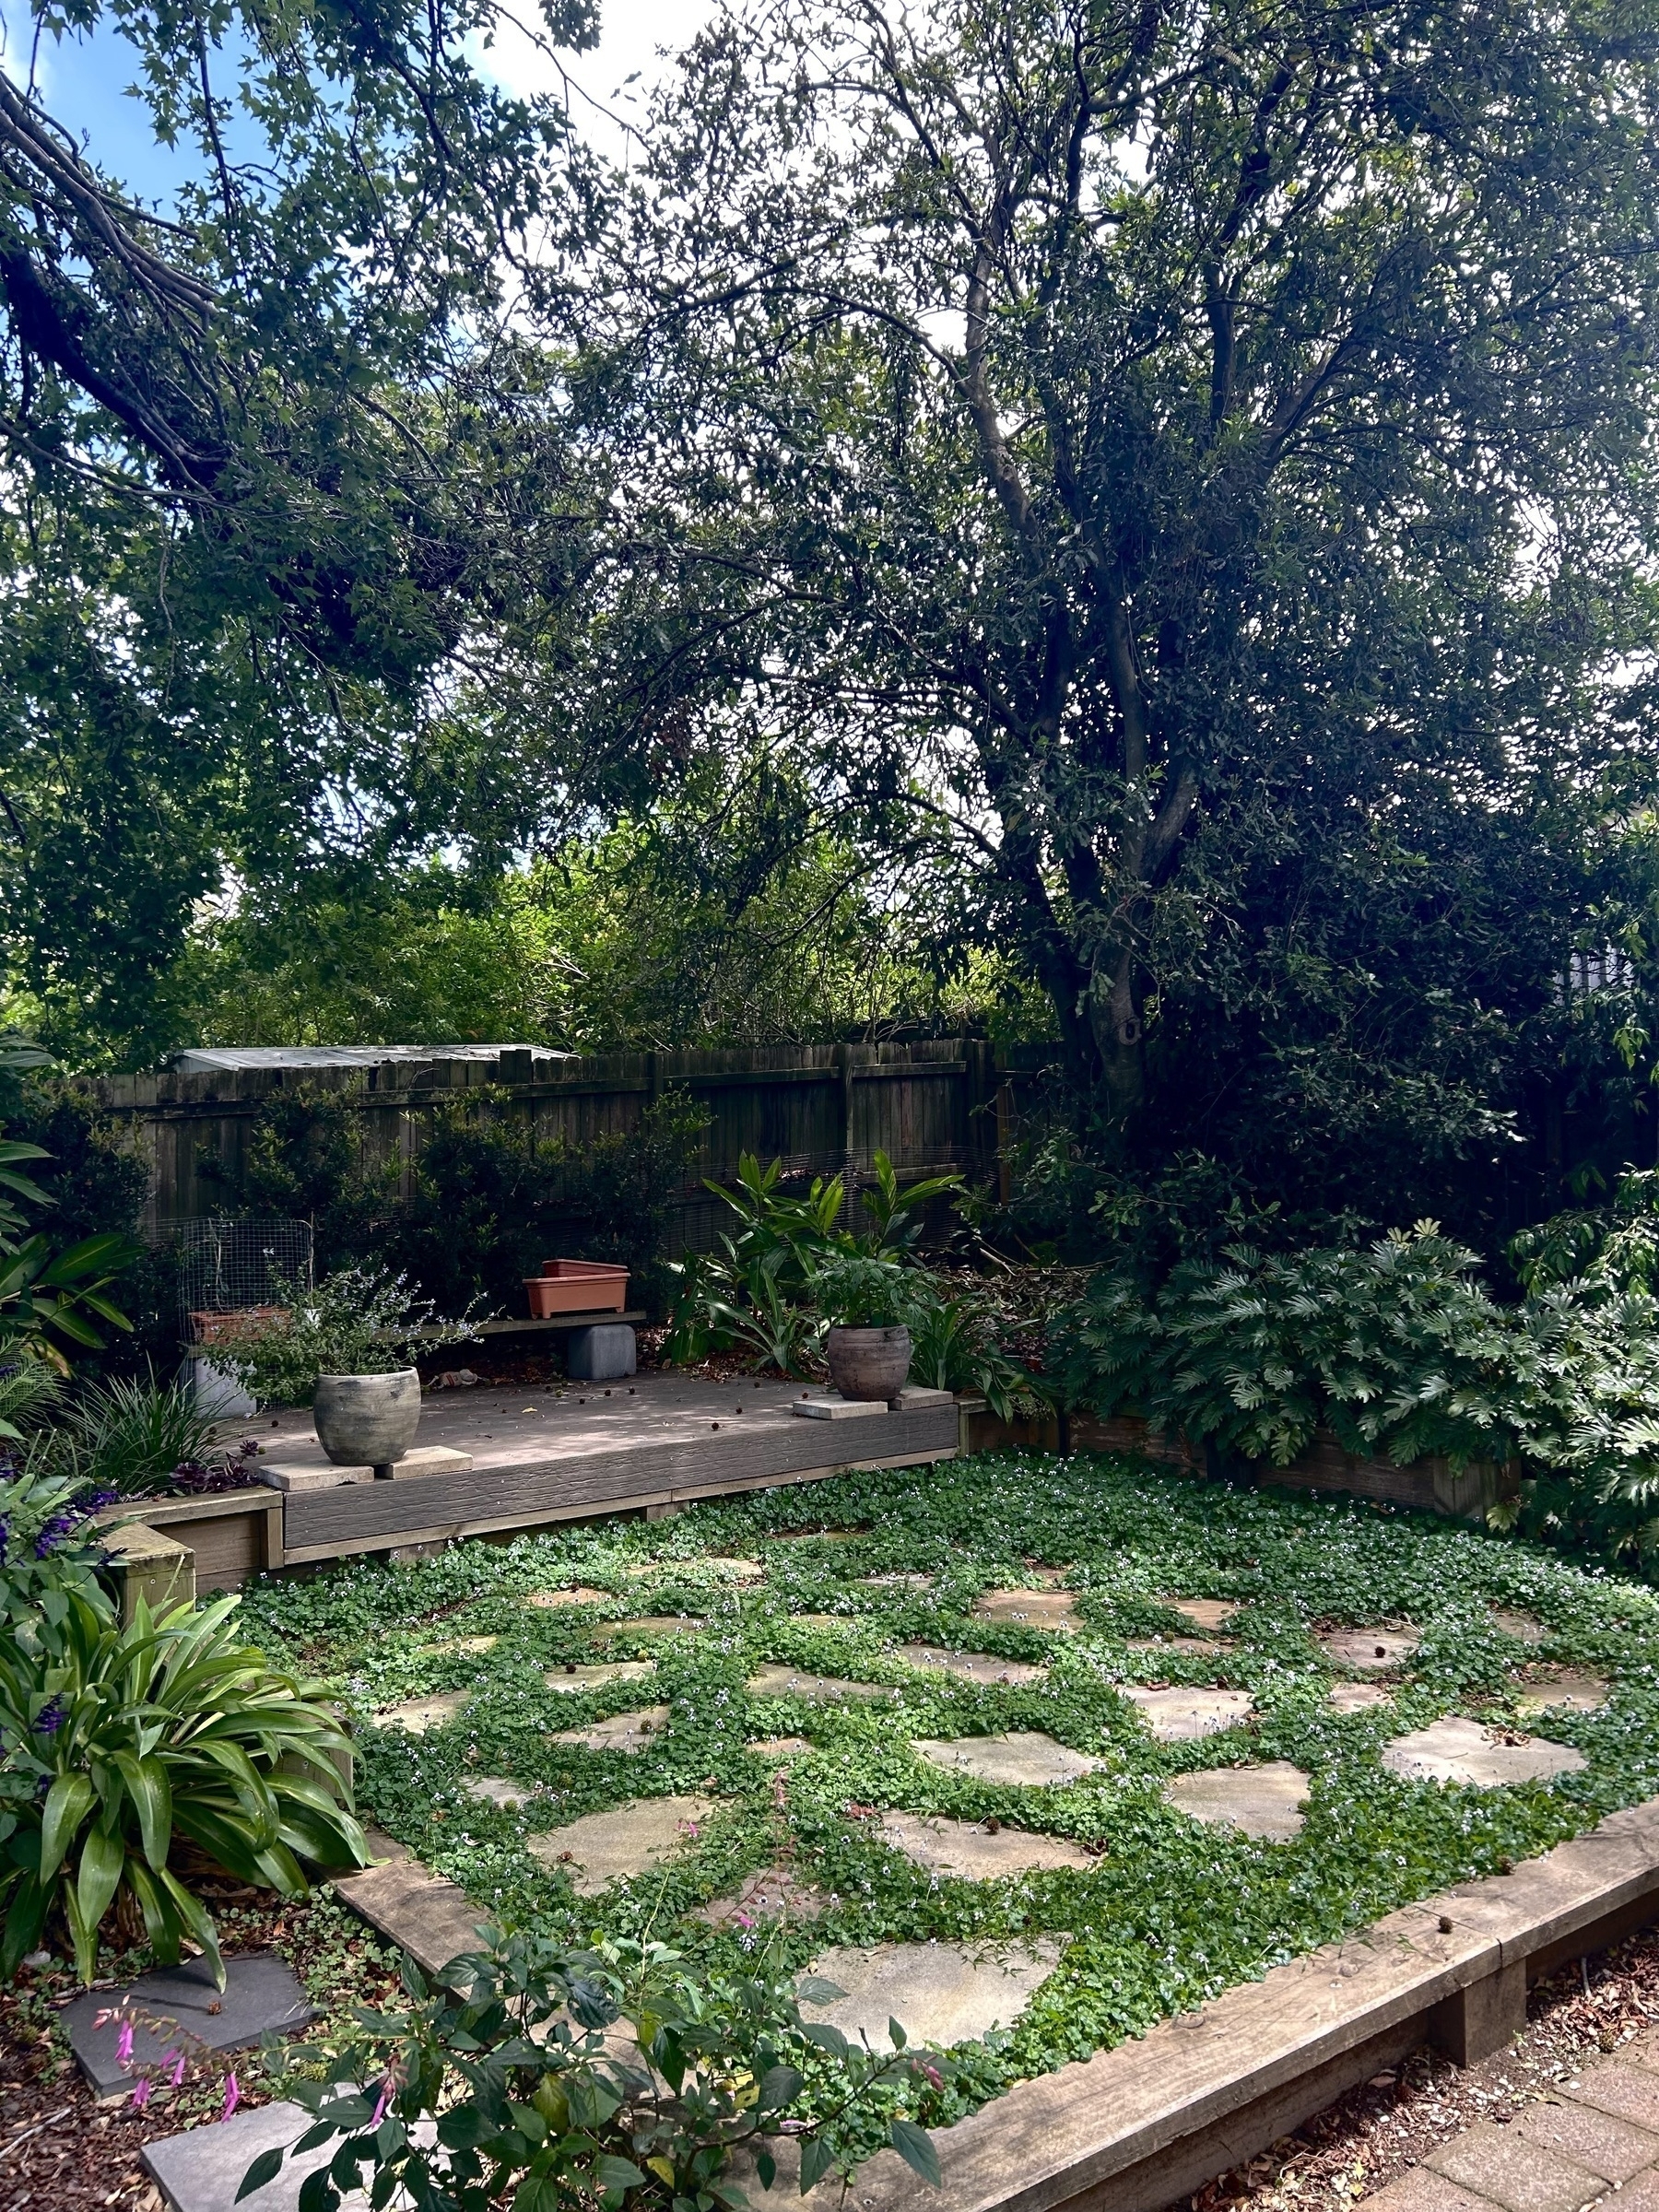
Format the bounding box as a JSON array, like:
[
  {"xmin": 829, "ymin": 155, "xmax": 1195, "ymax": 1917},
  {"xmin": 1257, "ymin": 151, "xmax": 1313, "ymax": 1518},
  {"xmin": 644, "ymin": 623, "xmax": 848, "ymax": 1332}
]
[
  {"xmin": 1382, "ymin": 1715, "xmax": 1587, "ymax": 1787},
  {"xmin": 1361, "ymin": 2170, "xmax": 1509, "ymax": 2212},
  {"xmin": 1426, "ymin": 2120, "xmax": 1606, "ymax": 2212},
  {"xmin": 1511, "ymin": 2097, "xmax": 1659, "ymax": 2183},
  {"xmin": 1567, "ymin": 2058, "xmax": 1659, "ymax": 2133},
  {"xmin": 372, "ymin": 1689, "xmax": 470, "ymax": 1733},
  {"xmin": 746, "ymin": 1665, "xmax": 897, "ymax": 1702},
  {"xmin": 875, "ymin": 1809, "xmax": 1095, "ymax": 1877},
  {"xmin": 145, "ymin": 2100, "xmax": 333, "ymax": 2212},
  {"xmin": 64, "ymin": 1955, "xmax": 314, "ymax": 2094},
  {"xmin": 899, "ymin": 1643, "xmax": 1048, "ymax": 1688},
  {"xmin": 530, "ymin": 1795, "xmax": 719, "ymax": 1894},
  {"xmin": 971, "ymin": 1589, "xmax": 1079, "ymax": 1630}
]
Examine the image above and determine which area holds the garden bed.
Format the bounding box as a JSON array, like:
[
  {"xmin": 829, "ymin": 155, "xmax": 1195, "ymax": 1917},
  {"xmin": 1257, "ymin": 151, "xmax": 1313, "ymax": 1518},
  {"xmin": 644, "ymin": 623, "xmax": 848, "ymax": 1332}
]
[{"xmin": 234, "ymin": 1450, "xmax": 1659, "ymax": 2186}]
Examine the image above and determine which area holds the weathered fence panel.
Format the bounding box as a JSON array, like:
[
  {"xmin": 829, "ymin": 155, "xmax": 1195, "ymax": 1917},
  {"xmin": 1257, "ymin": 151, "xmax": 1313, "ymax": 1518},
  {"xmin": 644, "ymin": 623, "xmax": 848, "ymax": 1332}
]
[{"xmin": 94, "ymin": 1041, "xmax": 1049, "ymax": 1250}]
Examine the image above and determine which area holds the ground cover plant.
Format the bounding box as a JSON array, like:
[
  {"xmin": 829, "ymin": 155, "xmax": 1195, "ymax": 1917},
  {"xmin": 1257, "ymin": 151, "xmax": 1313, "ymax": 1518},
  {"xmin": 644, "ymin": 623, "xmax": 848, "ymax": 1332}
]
[{"xmin": 238, "ymin": 1452, "xmax": 1659, "ymax": 2151}]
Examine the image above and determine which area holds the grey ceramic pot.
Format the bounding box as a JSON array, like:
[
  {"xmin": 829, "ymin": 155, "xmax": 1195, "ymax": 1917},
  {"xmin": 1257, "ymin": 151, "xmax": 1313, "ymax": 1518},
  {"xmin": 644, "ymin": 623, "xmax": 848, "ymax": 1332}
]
[
  {"xmin": 313, "ymin": 1368, "xmax": 421, "ymax": 1470},
  {"xmin": 825, "ymin": 1324, "xmax": 912, "ymax": 1403}
]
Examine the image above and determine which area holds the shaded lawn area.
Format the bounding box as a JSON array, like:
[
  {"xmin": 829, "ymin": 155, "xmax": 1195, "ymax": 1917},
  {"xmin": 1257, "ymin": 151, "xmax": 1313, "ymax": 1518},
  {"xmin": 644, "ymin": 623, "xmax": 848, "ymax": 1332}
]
[{"xmin": 240, "ymin": 1452, "xmax": 1659, "ymax": 2114}]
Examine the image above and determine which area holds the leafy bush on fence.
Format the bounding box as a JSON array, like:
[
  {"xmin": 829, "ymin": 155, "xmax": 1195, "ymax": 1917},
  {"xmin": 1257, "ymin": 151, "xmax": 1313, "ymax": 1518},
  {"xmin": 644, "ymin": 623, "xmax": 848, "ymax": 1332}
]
[{"xmin": 1052, "ymin": 1226, "xmax": 1659, "ymax": 1565}]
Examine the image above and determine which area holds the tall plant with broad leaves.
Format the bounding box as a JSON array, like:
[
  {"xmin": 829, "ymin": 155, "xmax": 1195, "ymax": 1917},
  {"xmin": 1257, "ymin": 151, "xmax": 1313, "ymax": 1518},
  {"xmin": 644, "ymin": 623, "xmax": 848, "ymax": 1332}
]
[
  {"xmin": 0, "ymin": 1591, "xmax": 365, "ymax": 1983},
  {"xmin": 246, "ymin": 1928, "xmax": 943, "ymax": 2211}
]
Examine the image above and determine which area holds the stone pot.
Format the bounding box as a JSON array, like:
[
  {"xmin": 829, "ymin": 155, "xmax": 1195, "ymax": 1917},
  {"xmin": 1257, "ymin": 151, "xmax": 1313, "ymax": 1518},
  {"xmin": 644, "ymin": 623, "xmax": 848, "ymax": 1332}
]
[
  {"xmin": 313, "ymin": 1369, "xmax": 421, "ymax": 1472},
  {"xmin": 825, "ymin": 1324, "xmax": 912, "ymax": 1403}
]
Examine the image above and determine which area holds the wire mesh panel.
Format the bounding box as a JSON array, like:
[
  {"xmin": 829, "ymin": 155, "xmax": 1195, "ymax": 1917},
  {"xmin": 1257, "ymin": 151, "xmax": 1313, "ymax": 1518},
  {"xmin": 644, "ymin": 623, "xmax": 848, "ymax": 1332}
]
[{"xmin": 177, "ymin": 1218, "xmax": 313, "ymax": 1331}]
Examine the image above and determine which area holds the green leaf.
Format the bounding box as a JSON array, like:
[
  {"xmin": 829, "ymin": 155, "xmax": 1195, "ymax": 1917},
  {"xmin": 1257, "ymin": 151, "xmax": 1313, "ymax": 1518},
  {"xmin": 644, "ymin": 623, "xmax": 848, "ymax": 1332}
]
[
  {"xmin": 39, "ymin": 1774, "xmax": 94, "ymax": 1882},
  {"xmin": 237, "ymin": 2148, "xmax": 288, "ymax": 2200},
  {"xmin": 594, "ymin": 2156, "xmax": 648, "ymax": 2190},
  {"xmin": 888, "ymin": 2122, "xmax": 940, "ymax": 2187},
  {"xmin": 76, "ymin": 1825, "xmax": 126, "ymax": 1936}
]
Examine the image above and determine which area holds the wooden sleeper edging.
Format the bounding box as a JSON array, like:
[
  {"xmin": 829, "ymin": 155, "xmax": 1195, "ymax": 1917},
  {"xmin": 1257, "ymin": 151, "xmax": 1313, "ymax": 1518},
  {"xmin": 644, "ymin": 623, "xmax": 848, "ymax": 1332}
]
[{"xmin": 332, "ymin": 1795, "xmax": 1659, "ymax": 2212}]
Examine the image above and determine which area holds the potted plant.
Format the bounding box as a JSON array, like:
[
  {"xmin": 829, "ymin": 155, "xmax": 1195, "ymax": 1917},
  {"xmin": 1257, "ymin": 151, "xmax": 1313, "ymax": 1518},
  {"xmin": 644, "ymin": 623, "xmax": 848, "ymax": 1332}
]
[
  {"xmin": 811, "ymin": 1253, "xmax": 919, "ymax": 1401},
  {"xmin": 216, "ymin": 1267, "xmax": 483, "ymax": 1473}
]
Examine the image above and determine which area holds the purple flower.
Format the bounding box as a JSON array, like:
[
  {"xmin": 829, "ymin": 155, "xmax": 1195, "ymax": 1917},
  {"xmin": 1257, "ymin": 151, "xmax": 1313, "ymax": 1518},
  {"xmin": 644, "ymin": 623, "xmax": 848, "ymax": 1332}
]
[
  {"xmin": 222, "ymin": 2072, "xmax": 241, "ymax": 2121},
  {"xmin": 33, "ymin": 1699, "xmax": 64, "ymax": 1737},
  {"xmin": 34, "ymin": 1512, "xmax": 76, "ymax": 1558},
  {"xmin": 130, "ymin": 2076, "xmax": 150, "ymax": 2111},
  {"xmin": 116, "ymin": 2018, "xmax": 135, "ymax": 2068}
]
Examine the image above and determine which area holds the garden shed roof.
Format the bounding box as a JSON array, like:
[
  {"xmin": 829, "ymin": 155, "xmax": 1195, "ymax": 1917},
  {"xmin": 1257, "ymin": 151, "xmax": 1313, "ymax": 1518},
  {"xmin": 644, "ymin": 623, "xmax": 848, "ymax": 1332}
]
[{"xmin": 168, "ymin": 1045, "xmax": 571, "ymax": 1074}]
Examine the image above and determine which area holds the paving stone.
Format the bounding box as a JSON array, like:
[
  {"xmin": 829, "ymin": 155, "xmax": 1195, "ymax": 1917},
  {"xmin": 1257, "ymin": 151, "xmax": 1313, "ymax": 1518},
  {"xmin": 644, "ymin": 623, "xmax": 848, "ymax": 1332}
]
[
  {"xmin": 1320, "ymin": 1627, "xmax": 1422, "ymax": 1670},
  {"xmin": 1426, "ymin": 2120, "xmax": 1606, "ymax": 2212},
  {"xmin": 426, "ymin": 1633, "xmax": 498, "ymax": 1655},
  {"xmin": 971, "ymin": 1588, "xmax": 1079, "ymax": 1630},
  {"xmin": 373, "ymin": 1689, "xmax": 470, "ymax": 1734},
  {"xmin": 550, "ymin": 1703, "xmax": 672, "ymax": 1752},
  {"xmin": 874, "ymin": 1809, "xmax": 1095, "ymax": 1877},
  {"xmin": 144, "ymin": 2099, "xmax": 337, "ymax": 2212},
  {"xmin": 1490, "ymin": 1607, "xmax": 1548, "ymax": 1644},
  {"xmin": 898, "ymin": 1642, "xmax": 1048, "ymax": 1688},
  {"xmin": 543, "ymin": 1660, "xmax": 657, "ymax": 1692},
  {"xmin": 799, "ymin": 1940, "xmax": 1058, "ymax": 2053},
  {"xmin": 1359, "ymin": 2171, "xmax": 1499, "ymax": 2212},
  {"xmin": 747, "ymin": 1735, "xmax": 813, "ymax": 1758},
  {"xmin": 530, "ymin": 1795, "xmax": 720, "ymax": 1894},
  {"xmin": 912, "ymin": 1732, "xmax": 1110, "ymax": 1786},
  {"xmin": 1607, "ymin": 2175, "xmax": 1659, "ymax": 2212},
  {"xmin": 1163, "ymin": 1760, "xmax": 1310, "ymax": 1841},
  {"xmin": 594, "ymin": 1616, "xmax": 708, "ymax": 1639},
  {"xmin": 1166, "ymin": 1598, "xmax": 1240, "ymax": 1631},
  {"xmin": 704, "ymin": 1557, "xmax": 766, "ymax": 1580},
  {"xmin": 861, "ymin": 1571, "xmax": 935, "ymax": 1589},
  {"xmin": 1382, "ymin": 1714, "xmax": 1589, "ymax": 1787},
  {"xmin": 65, "ymin": 1954, "xmax": 313, "ymax": 2094},
  {"xmin": 1511, "ymin": 2097, "xmax": 1659, "ymax": 2183},
  {"xmin": 463, "ymin": 1775, "xmax": 537, "ymax": 1811},
  {"xmin": 746, "ymin": 1665, "xmax": 897, "ymax": 1702},
  {"xmin": 1514, "ymin": 1670, "xmax": 1610, "ymax": 1717},
  {"xmin": 1330, "ymin": 1682, "xmax": 1395, "ymax": 1713},
  {"xmin": 1118, "ymin": 1685, "xmax": 1255, "ymax": 1741},
  {"xmin": 525, "ymin": 1586, "xmax": 612, "ymax": 1608},
  {"xmin": 333, "ymin": 1842, "xmax": 488, "ymax": 1981},
  {"xmin": 793, "ymin": 1613, "xmax": 852, "ymax": 1630},
  {"xmin": 1565, "ymin": 2057, "xmax": 1659, "ymax": 2133},
  {"xmin": 695, "ymin": 1866, "xmax": 831, "ymax": 1926}
]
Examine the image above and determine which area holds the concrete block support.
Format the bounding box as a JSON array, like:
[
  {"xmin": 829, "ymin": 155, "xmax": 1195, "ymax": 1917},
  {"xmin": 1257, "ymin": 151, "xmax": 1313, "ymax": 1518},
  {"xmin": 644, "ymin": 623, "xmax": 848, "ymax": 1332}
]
[{"xmin": 567, "ymin": 1324, "xmax": 637, "ymax": 1381}]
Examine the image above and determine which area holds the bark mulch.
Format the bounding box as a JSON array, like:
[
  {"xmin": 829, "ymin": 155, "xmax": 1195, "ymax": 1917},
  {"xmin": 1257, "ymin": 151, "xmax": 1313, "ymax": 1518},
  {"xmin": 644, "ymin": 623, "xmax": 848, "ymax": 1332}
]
[
  {"xmin": 0, "ymin": 1888, "xmax": 402, "ymax": 2212},
  {"xmin": 1173, "ymin": 1926, "xmax": 1659, "ymax": 2211}
]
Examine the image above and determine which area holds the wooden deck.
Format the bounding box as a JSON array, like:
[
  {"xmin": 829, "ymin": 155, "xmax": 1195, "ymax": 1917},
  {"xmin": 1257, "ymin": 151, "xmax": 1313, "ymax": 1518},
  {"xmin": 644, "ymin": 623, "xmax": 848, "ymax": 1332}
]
[{"xmin": 119, "ymin": 1377, "xmax": 963, "ymax": 1584}]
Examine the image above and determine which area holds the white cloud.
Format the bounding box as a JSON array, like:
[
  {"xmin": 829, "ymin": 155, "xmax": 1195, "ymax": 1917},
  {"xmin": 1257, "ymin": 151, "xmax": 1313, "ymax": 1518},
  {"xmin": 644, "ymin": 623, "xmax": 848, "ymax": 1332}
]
[{"xmin": 471, "ymin": 0, "xmax": 719, "ymax": 164}]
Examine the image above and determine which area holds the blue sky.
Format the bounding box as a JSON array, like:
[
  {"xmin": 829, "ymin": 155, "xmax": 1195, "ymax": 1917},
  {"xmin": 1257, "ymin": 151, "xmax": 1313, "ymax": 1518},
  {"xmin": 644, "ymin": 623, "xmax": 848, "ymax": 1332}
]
[{"xmin": 11, "ymin": 0, "xmax": 713, "ymax": 197}]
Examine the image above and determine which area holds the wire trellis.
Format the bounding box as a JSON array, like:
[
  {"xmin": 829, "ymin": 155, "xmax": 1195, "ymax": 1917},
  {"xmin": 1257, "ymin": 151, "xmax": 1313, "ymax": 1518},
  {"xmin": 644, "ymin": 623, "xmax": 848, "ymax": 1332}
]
[{"xmin": 177, "ymin": 1217, "xmax": 313, "ymax": 1333}]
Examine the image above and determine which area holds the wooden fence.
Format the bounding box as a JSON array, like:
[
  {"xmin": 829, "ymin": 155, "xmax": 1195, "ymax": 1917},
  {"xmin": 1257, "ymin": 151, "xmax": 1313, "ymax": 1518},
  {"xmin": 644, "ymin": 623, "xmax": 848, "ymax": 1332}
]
[{"xmin": 94, "ymin": 1041, "xmax": 1054, "ymax": 1251}]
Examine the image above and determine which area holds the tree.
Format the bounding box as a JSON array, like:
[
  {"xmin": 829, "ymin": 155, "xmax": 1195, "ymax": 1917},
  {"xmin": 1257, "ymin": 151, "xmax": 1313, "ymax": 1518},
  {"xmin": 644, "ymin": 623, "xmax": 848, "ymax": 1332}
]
[
  {"xmin": 0, "ymin": 0, "xmax": 612, "ymax": 1058},
  {"xmin": 585, "ymin": 0, "xmax": 1659, "ymax": 1182}
]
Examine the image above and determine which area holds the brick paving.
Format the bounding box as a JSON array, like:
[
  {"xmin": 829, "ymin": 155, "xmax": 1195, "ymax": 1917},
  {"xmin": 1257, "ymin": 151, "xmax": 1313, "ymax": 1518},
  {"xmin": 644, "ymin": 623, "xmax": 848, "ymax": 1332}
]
[{"xmin": 1362, "ymin": 2032, "xmax": 1659, "ymax": 2212}]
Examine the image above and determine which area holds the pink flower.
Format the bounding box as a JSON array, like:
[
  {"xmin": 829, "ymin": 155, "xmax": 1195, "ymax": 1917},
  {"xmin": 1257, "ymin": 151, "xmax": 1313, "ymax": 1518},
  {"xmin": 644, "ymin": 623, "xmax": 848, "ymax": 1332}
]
[
  {"xmin": 222, "ymin": 2072, "xmax": 241, "ymax": 2121},
  {"xmin": 370, "ymin": 2073, "xmax": 395, "ymax": 2129},
  {"xmin": 115, "ymin": 2018, "xmax": 135, "ymax": 2068},
  {"xmin": 131, "ymin": 2077, "xmax": 150, "ymax": 2111},
  {"xmin": 164, "ymin": 2049, "xmax": 186, "ymax": 2088},
  {"xmin": 92, "ymin": 2008, "xmax": 114, "ymax": 2030}
]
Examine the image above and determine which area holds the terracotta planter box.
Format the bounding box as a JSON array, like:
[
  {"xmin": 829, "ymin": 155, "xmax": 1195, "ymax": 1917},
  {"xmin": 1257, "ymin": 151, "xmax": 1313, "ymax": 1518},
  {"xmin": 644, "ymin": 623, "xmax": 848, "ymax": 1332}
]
[{"xmin": 524, "ymin": 1260, "xmax": 629, "ymax": 1317}]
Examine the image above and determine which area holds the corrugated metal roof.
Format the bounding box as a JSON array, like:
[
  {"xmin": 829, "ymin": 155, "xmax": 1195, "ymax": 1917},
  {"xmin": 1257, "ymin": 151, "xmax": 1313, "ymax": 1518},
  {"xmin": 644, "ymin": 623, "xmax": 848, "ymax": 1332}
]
[{"xmin": 169, "ymin": 1044, "xmax": 571, "ymax": 1074}]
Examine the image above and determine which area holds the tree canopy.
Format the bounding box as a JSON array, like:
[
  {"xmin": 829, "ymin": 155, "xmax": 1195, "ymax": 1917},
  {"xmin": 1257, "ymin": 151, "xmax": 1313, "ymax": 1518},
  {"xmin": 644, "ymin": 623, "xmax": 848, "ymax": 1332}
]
[{"xmin": 554, "ymin": 0, "xmax": 1659, "ymax": 1218}]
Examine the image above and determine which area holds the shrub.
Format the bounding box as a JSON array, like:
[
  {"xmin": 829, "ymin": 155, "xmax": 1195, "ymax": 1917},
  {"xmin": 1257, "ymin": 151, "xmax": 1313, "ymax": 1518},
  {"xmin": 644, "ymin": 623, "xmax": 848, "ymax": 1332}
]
[
  {"xmin": 1051, "ymin": 1227, "xmax": 1659, "ymax": 1566},
  {"xmin": 0, "ymin": 1590, "xmax": 365, "ymax": 1983},
  {"xmin": 215, "ymin": 1265, "xmax": 482, "ymax": 1408},
  {"xmin": 253, "ymin": 1927, "xmax": 942, "ymax": 2212},
  {"xmin": 664, "ymin": 1153, "xmax": 1037, "ymax": 1414},
  {"xmin": 54, "ymin": 1371, "xmax": 225, "ymax": 1496},
  {"xmin": 0, "ymin": 1464, "xmax": 113, "ymax": 1630}
]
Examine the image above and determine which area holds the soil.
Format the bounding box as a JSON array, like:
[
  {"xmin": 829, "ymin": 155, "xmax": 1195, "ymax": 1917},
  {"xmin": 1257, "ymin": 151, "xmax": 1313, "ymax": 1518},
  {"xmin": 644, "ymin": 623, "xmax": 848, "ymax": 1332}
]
[
  {"xmin": 1172, "ymin": 1925, "xmax": 1659, "ymax": 2212},
  {"xmin": 0, "ymin": 1888, "xmax": 402, "ymax": 2212}
]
